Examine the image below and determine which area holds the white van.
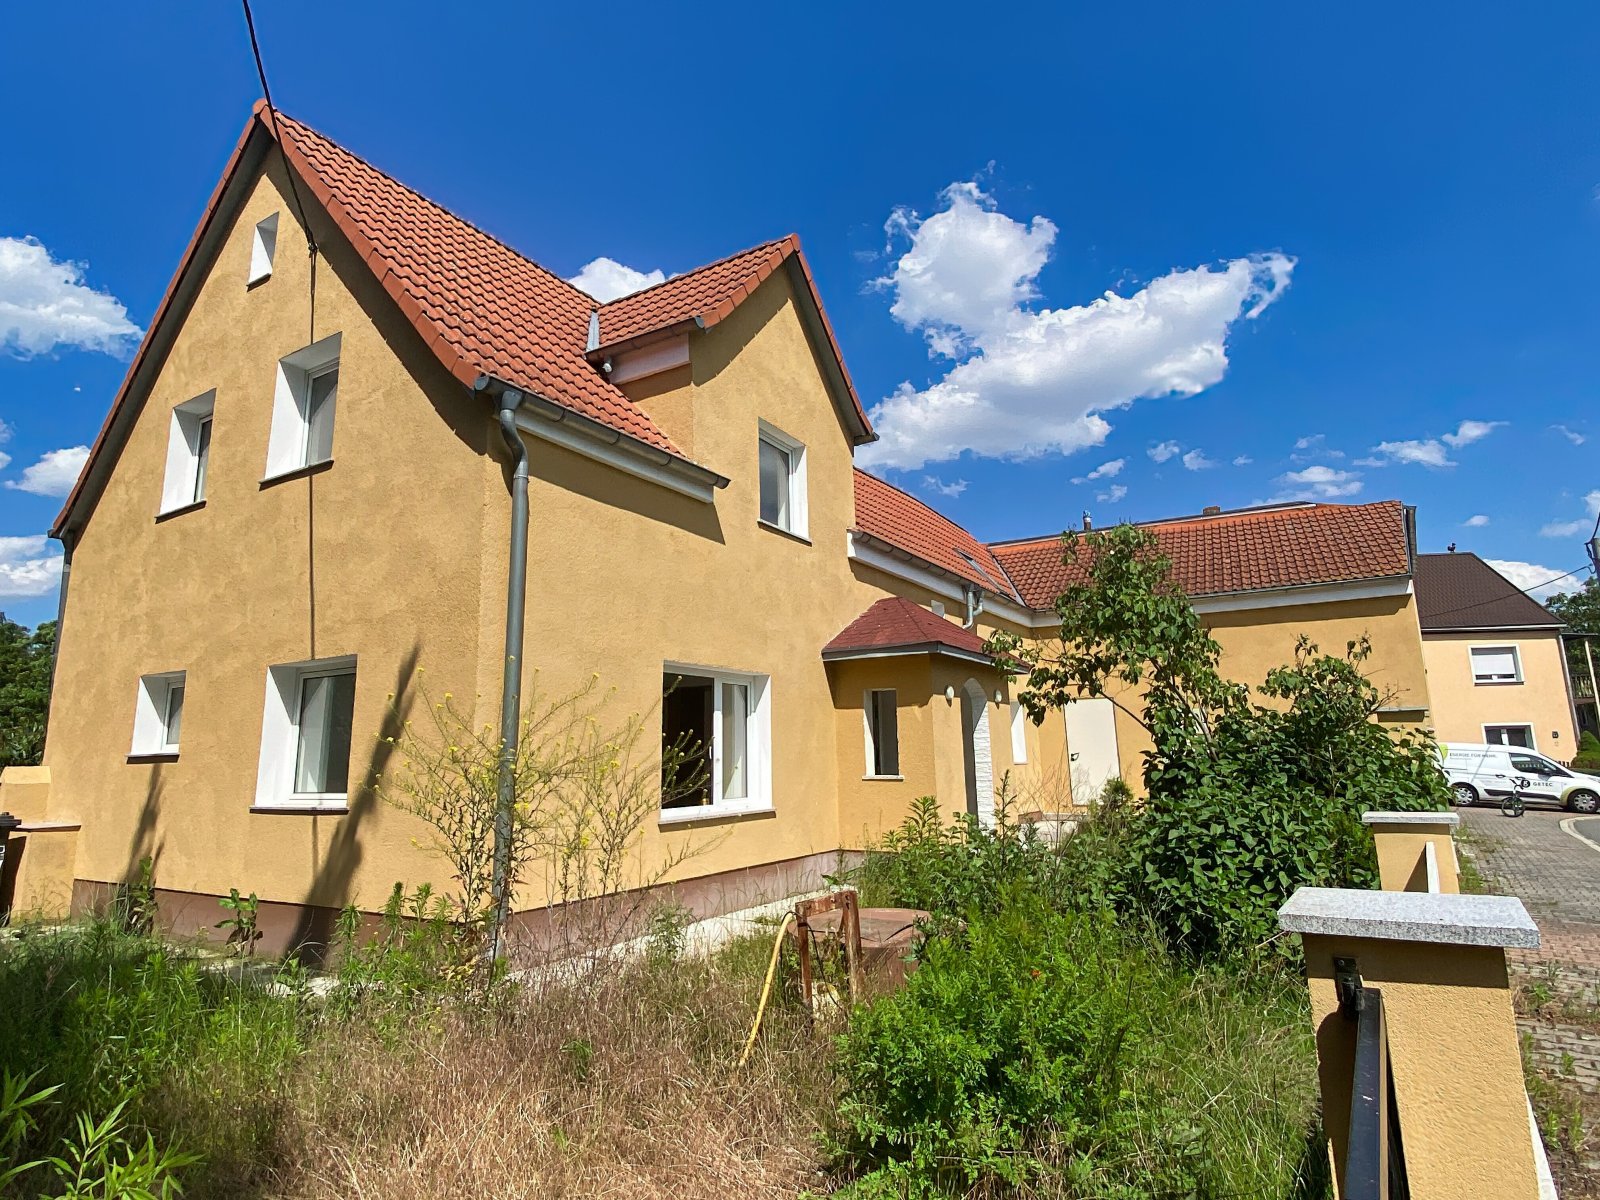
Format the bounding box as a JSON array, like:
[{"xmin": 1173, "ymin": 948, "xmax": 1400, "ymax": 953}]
[{"xmin": 1441, "ymin": 743, "xmax": 1600, "ymax": 813}]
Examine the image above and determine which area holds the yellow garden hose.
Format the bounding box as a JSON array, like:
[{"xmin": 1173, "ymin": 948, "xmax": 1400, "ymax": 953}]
[{"xmin": 738, "ymin": 911, "xmax": 797, "ymax": 1067}]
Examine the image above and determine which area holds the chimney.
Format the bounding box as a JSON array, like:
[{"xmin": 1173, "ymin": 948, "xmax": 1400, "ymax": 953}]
[
  {"xmin": 1202, "ymin": 505, "xmax": 1221, "ymax": 516},
  {"xmin": 1082, "ymin": 510, "xmax": 1092, "ymax": 531}
]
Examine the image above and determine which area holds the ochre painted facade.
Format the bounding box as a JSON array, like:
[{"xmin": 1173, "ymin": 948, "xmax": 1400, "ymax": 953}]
[{"xmin": 1421, "ymin": 629, "xmax": 1578, "ymax": 757}]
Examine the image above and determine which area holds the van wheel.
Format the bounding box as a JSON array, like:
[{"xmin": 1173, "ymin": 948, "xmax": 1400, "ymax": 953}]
[
  {"xmin": 1452, "ymin": 783, "xmax": 1479, "ymax": 807},
  {"xmin": 1568, "ymin": 790, "xmax": 1600, "ymax": 815}
]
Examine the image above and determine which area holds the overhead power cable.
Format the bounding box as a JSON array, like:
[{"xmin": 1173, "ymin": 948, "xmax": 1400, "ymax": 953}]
[{"xmin": 241, "ymin": 0, "xmax": 316, "ymax": 258}]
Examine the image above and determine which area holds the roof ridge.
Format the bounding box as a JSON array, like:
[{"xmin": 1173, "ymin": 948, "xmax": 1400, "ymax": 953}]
[
  {"xmin": 987, "ymin": 498, "xmax": 1407, "ymax": 552},
  {"xmin": 269, "ymin": 109, "xmax": 595, "ymax": 312},
  {"xmin": 597, "ymin": 235, "xmax": 795, "ymax": 310}
]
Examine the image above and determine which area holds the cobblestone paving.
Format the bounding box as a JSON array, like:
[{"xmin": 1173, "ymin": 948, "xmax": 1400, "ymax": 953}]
[{"xmin": 1459, "ymin": 804, "xmax": 1600, "ymax": 1117}]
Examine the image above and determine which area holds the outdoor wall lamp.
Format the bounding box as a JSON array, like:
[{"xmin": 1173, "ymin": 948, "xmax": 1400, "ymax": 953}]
[{"xmin": 945, "ymin": 685, "xmax": 955, "ymax": 702}]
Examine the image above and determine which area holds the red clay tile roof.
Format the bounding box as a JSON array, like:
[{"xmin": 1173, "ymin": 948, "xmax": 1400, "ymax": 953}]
[
  {"xmin": 852, "ymin": 470, "xmax": 1021, "ymax": 600},
  {"xmin": 1413, "ymin": 553, "xmax": 1563, "ymax": 631},
  {"xmin": 985, "ymin": 499, "xmax": 1414, "ymax": 611},
  {"xmin": 597, "ymin": 238, "xmax": 794, "ymax": 347},
  {"xmin": 989, "ymin": 501, "xmax": 1413, "ymax": 608},
  {"xmin": 823, "ymin": 596, "xmax": 990, "ymax": 660},
  {"xmin": 267, "ymin": 110, "xmax": 679, "ymax": 455},
  {"xmin": 594, "ymin": 234, "xmax": 872, "ymax": 441}
]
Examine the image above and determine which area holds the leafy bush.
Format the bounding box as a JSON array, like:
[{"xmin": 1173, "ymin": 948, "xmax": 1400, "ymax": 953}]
[
  {"xmin": 992, "ymin": 524, "xmax": 1450, "ymax": 961},
  {"xmin": 1573, "ymin": 730, "xmax": 1600, "ymax": 772},
  {"xmin": 832, "ymin": 897, "xmax": 1326, "ymax": 1197}
]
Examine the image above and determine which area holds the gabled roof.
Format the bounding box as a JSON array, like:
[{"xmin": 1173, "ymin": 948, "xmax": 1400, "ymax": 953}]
[
  {"xmin": 988, "ymin": 500, "xmax": 1413, "ymax": 608},
  {"xmin": 852, "ymin": 470, "xmax": 1021, "ymax": 601},
  {"xmin": 1414, "ymin": 553, "xmax": 1564, "ymax": 631},
  {"xmin": 54, "ymin": 104, "xmax": 866, "ymax": 538},
  {"xmin": 822, "ymin": 596, "xmax": 990, "ymax": 662},
  {"xmin": 592, "ymin": 235, "xmax": 874, "ymax": 445}
]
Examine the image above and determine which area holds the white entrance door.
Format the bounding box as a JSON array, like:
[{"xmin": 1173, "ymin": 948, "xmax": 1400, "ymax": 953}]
[{"xmin": 1063, "ymin": 698, "xmax": 1120, "ymax": 803}]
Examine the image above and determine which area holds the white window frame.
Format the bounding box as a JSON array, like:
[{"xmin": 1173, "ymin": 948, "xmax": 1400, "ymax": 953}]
[
  {"xmin": 1470, "ymin": 644, "xmax": 1523, "ymax": 685},
  {"xmin": 756, "ymin": 420, "xmax": 808, "ymax": 540},
  {"xmin": 264, "ymin": 332, "xmax": 342, "ymax": 481},
  {"xmin": 248, "ymin": 213, "xmax": 279, "ymax": 285},
  {"xmin": 254, "ymin": 655, "xmax": 358, "ymax": 810},
  {"xmin": 863, "ymin": 688, "xmax": 902, "ymax": 779},
  {"xmin": 660, "ymin": 663, "xmax": 772, "ymax": 823},
  {"xmin": 131, "ymin": 671, "xmax": 186, "ymax": 755},
  {"xmin": 1010, "ymin": 700, "xmax": 1029, "ymax": 764},
  {"xmin": 159, "ymin": 391, "xmax": 217, "ymax": 513},
  {"xmin": 1483, "ymin": 723, "xmax": 1537, "ymax": 751}
]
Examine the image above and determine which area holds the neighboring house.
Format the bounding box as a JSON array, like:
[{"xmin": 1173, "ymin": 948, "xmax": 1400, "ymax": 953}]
[
  {"xmin": 0, "ymin": 103, "xmax": 1435, "ymax": 950},
  {"xmin": 988, "ymin": 501, "xmax": 1432, "ymax": 792},
  {"xmin": 1414, "ymin": 552, "xmax": 1579, "ymax": 758}
]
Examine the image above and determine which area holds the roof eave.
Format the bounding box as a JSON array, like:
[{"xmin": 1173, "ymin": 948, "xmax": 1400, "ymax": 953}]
[{"xmin": 822, "ymin": 641, "xmax": 994, "ymax": 666}]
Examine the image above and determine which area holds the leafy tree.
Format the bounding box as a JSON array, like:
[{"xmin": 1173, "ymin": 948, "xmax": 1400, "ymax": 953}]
[
  {"xmin": 0, "ymin": 617, "xmax": 55, "ymax": 769},
  {"xmin": 1548, "ymin": 576, "xmax": 1600, "ymax": 682},
  {"xmin": 990, "ymin": 525, "xmax": 1449, "ymax": 960}
]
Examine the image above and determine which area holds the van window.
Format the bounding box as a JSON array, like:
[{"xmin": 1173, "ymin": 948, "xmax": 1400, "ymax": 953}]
[{"xmin": 1510, "ymin": 753, "xmax": 1565, "ymax": 777}]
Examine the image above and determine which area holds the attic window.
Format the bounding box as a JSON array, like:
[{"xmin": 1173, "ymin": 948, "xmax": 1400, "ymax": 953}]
[
  {"xmin": 249, "ymin": 213, "xmax": 279, "ymax": 285},
  {"xmin": 159, "ymin": 391, "xmax": 216, "ymax": 514},
  {"xmin": 265, "ymin": 333, "xmax": 341, "ymax": 480},
  {"xmin": 757, "ymin": 421, "xmax": 808, "ymax": 539}
]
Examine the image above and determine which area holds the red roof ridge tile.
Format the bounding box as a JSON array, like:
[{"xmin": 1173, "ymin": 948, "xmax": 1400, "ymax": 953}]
[{"xmin": 592, "ymin": 234, "xmax": 796, "ymax": 309}]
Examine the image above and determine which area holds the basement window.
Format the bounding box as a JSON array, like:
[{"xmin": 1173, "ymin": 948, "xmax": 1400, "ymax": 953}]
[
  {"xmin": 132, "ymin": 671, "xmax": 186, "ymax": 755},
  {"xmin": 248, "ymin": 213, "xmax": 279, "ymax": 285},
  {"xmin": 159, "ymin": 391, "xmax": 216, "ymax": 513},
  {"xmin": 255, "ymin": 656, "xmax": 357, "ymax": 809},
  {"xmin": 1470, "ymin": 645, "xmax": 1522, "ymax": 685},
  {"xmin": 661, "ymin": 666, "xmax": 771, "ymax": 820},
  {"xmin": 757, "ymin": 421, "xmax": 807, "ymax": 539},
  {"xmin": 863, "ymin": 689, "xmax": 900, "ymax": 778},
  {"xmin": 265, "ymin": 333, "xmax": 341, "ymax": 480}
]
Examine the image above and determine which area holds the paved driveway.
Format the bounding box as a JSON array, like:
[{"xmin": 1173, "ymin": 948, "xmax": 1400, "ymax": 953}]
[{"xmin": 1458, "ymin": 804, "xmax": 1600, "ymax": 968}]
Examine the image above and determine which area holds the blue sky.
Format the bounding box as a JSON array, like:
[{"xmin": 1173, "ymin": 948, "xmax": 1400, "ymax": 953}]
[{"xmin": 1, "ymin": 2, "xmax": 1596, "ymax": 628}]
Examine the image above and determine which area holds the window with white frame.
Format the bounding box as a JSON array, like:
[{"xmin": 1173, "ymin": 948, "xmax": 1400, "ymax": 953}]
[
  {"xmin": 660, "ymin": 667, "xmax": 771, "ymax": 818},
  {"xmin": 863, "ymin": 689, "xmax": 900, "ymax": 778},
  {"xmin": 757, "ymin": 421, "xmax": 807, "ymax": 538},
  {"xmin": 255, "ymin": 656, "xmax": 357, "ymax": 808},
  {"xmin": 159, "ymin": 391, "xmax": 216, "ymax": 513},
  {"xmin": 1010, "ymin": 700, "xmax": 1029, "ymax": 764},
  {"xmin": 131, "ymin": 671, "xmax": 186, "ymax": 755},
  {"xmin": 1471, "ymin": 645, "xmax": 1522, "ymax": 684},
  {"xmin": 264, "ymin": 333, "xmax": 341, "ymax": 480},
  {"xmin": 248, "ymin": 213, "xmax": 279, "ymax": 285}
]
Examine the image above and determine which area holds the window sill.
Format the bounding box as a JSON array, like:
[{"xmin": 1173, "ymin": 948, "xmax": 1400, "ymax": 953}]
[
  {"xmin": 658, "ymin": 803, "xmax": 774, "ymax": 827},
  {"xmin": 1472, "ymin": 680, "xmax": 1524, "ymax": 686},
  {"xmin": 155, "ymin": 499, "xmax": 207, "ymax": 524},
  {"xmin": 126, "ymin": 751, "xmax": 180, "ymax": 764},
  {"xmin": 757, "ymin": 519, "xmax": 811, "ymax": 546},
  {"xmin": 260, "ymin": 459, "xmax": 334, "ymax": 489},
  {"xmin": 246, "ymin": 273, "xmax": 272, "ymax": 291},
  {"xmin": 249, "ymin": 803, "xmax": 349, "ymax": 816},
  {"xmin": 862, "ymin": 774, "xmax": 905, "ymax": 782}
]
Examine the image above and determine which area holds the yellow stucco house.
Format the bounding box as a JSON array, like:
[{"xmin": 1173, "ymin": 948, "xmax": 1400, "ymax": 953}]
[
  {"xmin": 1414, "ymin": 551, "xmax": 1579, "ymax": 759},
  {"xmin": 0, "ymin": 104, "xmax": 1436, "ymax": 951}
]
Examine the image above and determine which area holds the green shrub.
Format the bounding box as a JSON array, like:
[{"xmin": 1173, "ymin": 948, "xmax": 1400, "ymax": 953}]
[
  {"xmin": 832, "ymin": 899, "xmax": 1326, "ymax": 1197},
  {"xmin": 1573, "ymin": 730, "xmax": 1600, "ymax": 772}
]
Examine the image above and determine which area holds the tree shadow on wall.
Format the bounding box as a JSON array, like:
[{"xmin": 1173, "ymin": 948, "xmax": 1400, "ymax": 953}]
[{"xmin": 285, "ymin": 643, "xmax": 420, "ymax": 964}]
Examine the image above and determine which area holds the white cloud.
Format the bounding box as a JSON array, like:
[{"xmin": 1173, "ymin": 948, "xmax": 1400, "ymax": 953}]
[
  {"xmin": 1463, "ymin": 514, "xmax": 1489, "ymax": 527},
  {"xmin": 0, "ymin": 535, "xmax": 63, "ymax": 598},
  {"xmin": 921, "ymin": 475, "xmax": 968, "ymax": 499},
  {"xmin": 1441, "ymin": 419, "xmax": 1504, "ymax": 448},
  {"xmin": 856, "ymin": 181, "xmax": 1295, "ymax": 470},
  {"xmin": 1096, "ymin": 484, "xmax": 1128, "ymax": 503},
  {"xmin": 0, "ymin": 236, "xmax": 142, "ymax": 357},
  {"xmin": 1270, "ymin": 465, "xmax": 1363, "ymax": 501},
  {"xmin": 0, "ymin": 418, "xmax": 10, "ymax": 473},
  {"xmin": 1290, "ymin": 432, "xmax": 1343, "ymax": 462},
  {"xmin": 1483, "ymin": 559, "xmax": 1573, "ymax": 601},
  {"xmin": 567, "ymin": 257, "xmax": 666, "ymax": 303},
  {"xmin": 1148, "ymin": 440, "xmax": 1181, "ymax": 463},
  {"xmin": 1232, "ymin": 455, "xmax": 1253, "ymax": 466},
  {"xmin": 1182, "ymin": 448, "xmax": 1217, "ymax": 470},
  {"xmin": 1293, "ymin": 433, "xmax": 1324, "ymax": 450},
  {"xmin": 4, "ymin": 445, "xmax": 89, "ymax": 497},
  {"xmin": 1553, "ymin": 424, "xmax": 1585, "ymax": 446},
  {"xmin": 1359, "ymin": 419, "xmax": 1504, "ymax": 469},
  {"xmin": 1071, "ymin": 457, "xmax": 1125, "ymax": 484},
  {"xmin": 1541, "ymin": 519, "xmax": 1587, "ymax": 538}
]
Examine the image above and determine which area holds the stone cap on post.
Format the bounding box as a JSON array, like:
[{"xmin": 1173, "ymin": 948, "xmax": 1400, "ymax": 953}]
[
  {"xmin": 1360, "ymin": 810, "xmax": 1460, "ymax": 828},
  {"xmin": 1278, "ymin": 887, "xmax": 1539, "ymax": 948}
]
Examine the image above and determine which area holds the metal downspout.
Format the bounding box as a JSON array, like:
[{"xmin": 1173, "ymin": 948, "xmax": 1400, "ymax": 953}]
[{"xmin": 490, "ymin": 388, "xmax": 529, "ymax": 960}]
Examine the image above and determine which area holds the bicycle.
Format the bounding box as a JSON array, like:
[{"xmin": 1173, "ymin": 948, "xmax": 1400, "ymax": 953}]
[{"xmin": 1500, "ymin": 776, "xmax": 1530, "ymax": 818}]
